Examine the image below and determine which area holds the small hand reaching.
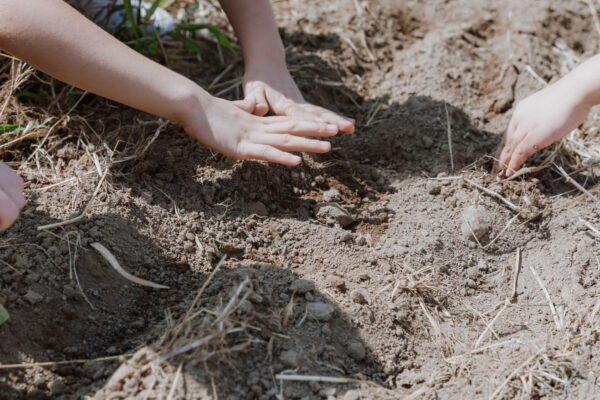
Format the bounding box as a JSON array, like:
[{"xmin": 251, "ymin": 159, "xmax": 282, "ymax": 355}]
[
  {"xmin": 494, "ymin": 68, "xmax": 596, "ymax": 177},
  {"xmin": 0, "ymin": 162, "xmax": 25, "ymax": 231}
]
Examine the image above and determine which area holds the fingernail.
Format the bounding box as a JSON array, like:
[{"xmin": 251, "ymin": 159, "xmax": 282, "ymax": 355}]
[
  {"xmin": 327, "ymin": 124, "xmax": 338, "ymax": 134},
  {"xmin": 344, "ymin": 117, "xmax": 356, "ymax": 123},
  {"xmin": 320, "ymin": 141, "xmax": 331, "ymax": 151},
  {"xmin": 291, "ymin": 155, "xmax": 301, "ymax": 164}
]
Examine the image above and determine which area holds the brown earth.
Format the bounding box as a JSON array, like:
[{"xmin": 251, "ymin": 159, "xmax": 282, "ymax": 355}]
[{"xmin": 1, "ymin": 0, "xmax": 600, "ymax": 399}]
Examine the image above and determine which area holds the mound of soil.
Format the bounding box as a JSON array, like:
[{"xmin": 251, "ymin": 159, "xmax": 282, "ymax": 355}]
[{"xmin": 2, "ymin": 0, "xmax": 600, "ymax": 399}]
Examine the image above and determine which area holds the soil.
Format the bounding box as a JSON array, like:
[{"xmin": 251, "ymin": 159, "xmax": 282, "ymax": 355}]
[{"xmin": 2, "ymin": 0, "xmax": 600, "ymax": 399}]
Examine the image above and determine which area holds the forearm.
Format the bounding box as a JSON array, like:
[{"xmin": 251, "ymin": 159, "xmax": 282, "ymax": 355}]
[
  {"xmin": 0, "ymin": 0, "xmax": 207, "ymax": 125},
  {"xmin": 559, "ymin": 53, "xmax": 600, "ymax": 109},
  {"xmin": 218, "ymin": 0, "xmax": 285, "ymax": 68}
]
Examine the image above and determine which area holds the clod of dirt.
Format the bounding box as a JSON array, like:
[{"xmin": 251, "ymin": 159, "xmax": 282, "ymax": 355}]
[
  {"xmin": 342, "ymin": 390, "xmax": 361, "ymax": 400},
  {"xmin": 314, "ymin": 203, "xmax": 354, "ymax": 227},
  {"xmin": 323, "ymin": 188, "xmax": 342, "ymax": 202},
  {"xmin": 350, "ymin": 289, "xmax": 368, "ymax": 304},
  {"xmin": 24, "ymin": 289, "xmax": 43, "ymax": 305},
  {"xmin": 327, "ymin": 275, "xmax": 346, "ymax": 292},
  {"xmin": 339, "ymin": 231, "xmax": 354, "ymax": 243},
  {"xmin": 289, "ymin": 279, "xmax": 315, "ymax": 294},
  {"xmin": 426, "ymin": 181, "xmax": 441, "ymax": 195},
  {"xmin": 347, "ymin": 342, "xmax": 366, "ymax": 360},
  {"xmin": 49, "ymin": 379, "xmax": 68, "ymax": 396},
  {"xmin": 306, "ymin": 302, "xmax": 335, "ymax": 321},
  {"xmin": 248, "ymin": 201, "xmax": 269, "ymax": 216},
  {"xmin": 279, "ymin": 350, "xmax": 300, "ymax": 368},
  {"xmin": 460, "ymin": 205, "xmax": 492, "ymax": 242}
]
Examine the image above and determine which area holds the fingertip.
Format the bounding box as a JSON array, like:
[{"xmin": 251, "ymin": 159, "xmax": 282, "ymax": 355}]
[
  {"xmin": 319, "ymin": 141, "xmax": 331, "ymax": 152},
  {"xmin": 234, "ymin": 97, "xmax": 255, "ymax": 113},
  {"xmin": 254, "ymin": 103, "xmax": 269, "ymax": 116},
  {"xmin": 288, "ymin": 155, "xmax": 302, "ymax": 166},
  {"xmin": 341, "ymin": 122, "xmax": 355, "ymax": 134},
  {"xmin": 326, "ymin": 124, "xmax": 339, "ymax": 135}
]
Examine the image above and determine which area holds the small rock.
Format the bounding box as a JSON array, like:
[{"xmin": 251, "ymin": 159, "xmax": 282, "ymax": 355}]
[
  {"xmin": 460, "ymin": 205, "xmax": 492, "ymax": 242},
  {"xmin": 307, "ymin": 302, "xmax": 335, "ymax": 321},
  {"xmin": 426, "ymin": 181, "xmax": 441, "ymax": 195},
  {"xmin": 347, "ymin": 342, "xmax": 366, "ymax": 360},
  {"xmin": 24, "ymin": 290, "xmax": 43, "ymax": 305},
  {"xmin": 339, "ymin": 232, "xmax": 354, "ymax": 243},
  {"xmin": 350, "ymin": 289, "xmax": 367, "ymax": 304},
  {"xmin": 342, "ymin": 390, "xmax": 361, "ymax": 400},
  {"xmin": 83, "ymin": 360, "xmax": 105, "ymax": 380},
  {"xmin": 323, "ymin": 188, "xmax": 341, "ymax": 202},
  {"xmin": 327, "ymin": 275, "xmax": 346, "ymax": 292},
  {"xmin": 465, "ymin": 266, "xmax": 480, "ymax": 280},
  {"xmin": 315, "ymin": 203, "xmax": 354, "ymax": 228},
  {"xmin": 131, "ymin": 318, "xmax": 145, "ymax": 330},
  {"xmin": 63, "ymin": 286, "xmax": 76, "ymax": 299},
  {"xmin": 422, "ymin": 136, "xmax": 434, "ymax": 148},
  {"xmin": 25, "ymin": 272, "xmax": 40, "ymax": 284},
  {"xmin": 355, "ymin": 234, "xmax": 368, "ymax": 246},
  {"xmin": 290, "ymin": 279, "xmax": 315, "ymax": 294},
  {"xmin": 279, "ymin": 350, "xmax": 300, "ymax": 368},
  {"xmin": 49, "ymin": 380, "xmax": 67, "ymax": 396},
  {"xmin": 248, "ymin": 201, "xmax": 268, "ymax": 216}
]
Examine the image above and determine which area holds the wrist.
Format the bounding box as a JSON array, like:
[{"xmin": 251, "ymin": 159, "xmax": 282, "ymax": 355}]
[
  {"xmin": 167, "ymin": 80, "xmax": 212, "ymax": 128},
  {"xmin": 243, "ymin": 44, "xmax": 286, "ymax": 73}
]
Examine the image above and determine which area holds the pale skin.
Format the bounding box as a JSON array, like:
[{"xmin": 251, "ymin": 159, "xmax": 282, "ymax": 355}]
[
  {"xmin": 0, "ymin": 0, "xmax": 355, "ymax": 231},
  {"xmin": 494, "ymin": 54, "xmax": 600, "ymax": 177}
]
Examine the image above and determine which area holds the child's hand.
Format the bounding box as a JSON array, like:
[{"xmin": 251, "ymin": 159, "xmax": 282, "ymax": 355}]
[
  {"xmin": 0, "ymin": 162, "xmax": 25, "ymax": 231},
  {"xmin": 182, "ymin": 94, "xmax": 340, "ymax": 166},
  {"xmin": 235, "ymin": 65, "xmax": 355, "ymax": 134},
  {"xmin": 494, "ymin": 80, "xmax": 590, "ymax": 177}
]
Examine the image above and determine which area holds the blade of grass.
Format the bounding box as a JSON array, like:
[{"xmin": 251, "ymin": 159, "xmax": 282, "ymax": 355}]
[
  {"xmin": 145, "ymin": 0, "xmax": 162, "ymax": 22},
  {"xmin": 0, "ymin": 304, "xmax": 9, "ymax": 325},
  {"xmin": 167, "ymin": 31, "xmax": 204, "ymax": 55},
  {"xmin": 0, "ymin": 124, "xmax": 47, "ymax": 135},
  {"xmin": 123, "ymin": 0, "xmax": 141, "ymax": 40},
  {"xmin": 175, "ymin": 23, "xmax": 236, "ymax": 55}
]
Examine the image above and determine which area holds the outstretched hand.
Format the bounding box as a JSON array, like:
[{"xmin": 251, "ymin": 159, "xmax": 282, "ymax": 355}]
[
  {"xmin": 182, "ymin": 95, "xmax": 342, "ymax": 166},
  {"xmin": 234, "ymin": 65, "xmax": 355, "ymax": 135},
  {"xmin": 493, "ymin": 81, "xmax": 590, "ymax": 177},
  {"xmin": 0, "ymin": 162, "xmax": 25, "ymax": 231}
]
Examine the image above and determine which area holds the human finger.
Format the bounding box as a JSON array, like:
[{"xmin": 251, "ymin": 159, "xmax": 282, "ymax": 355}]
[
  {"xmin": 243, "ymin": 143, "xmax": 302, "ymax": 166},
  {"xmin": 506, "ymin": 136, "xmax": 538, "ymax": 177},
  {"xmin": 259, "ymin": 133, "xmax": 331, "ymax": 153},
  {"xmin": 0, "ymin": 187, "xmax": 20, "ymax": 231},
  {"xmin": 266, "ymin": 119, "xmax": 338, "ymax": 137}
]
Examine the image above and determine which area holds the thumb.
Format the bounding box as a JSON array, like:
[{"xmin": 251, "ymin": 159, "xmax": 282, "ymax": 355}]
[{"xmin": 233, "ymin": 95, "xmax": 256, "ymax": 114}]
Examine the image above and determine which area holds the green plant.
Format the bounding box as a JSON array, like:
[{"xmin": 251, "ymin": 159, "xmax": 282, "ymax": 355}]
[{"xmin": 119, "ymin": 0, "xmax": 236, "ymax": 57}]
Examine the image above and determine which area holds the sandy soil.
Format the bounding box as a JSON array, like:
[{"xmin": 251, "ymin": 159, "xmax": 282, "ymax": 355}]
[{"xmin": 1, "ymin": 0, "xmax": 600, "ymax": 399}]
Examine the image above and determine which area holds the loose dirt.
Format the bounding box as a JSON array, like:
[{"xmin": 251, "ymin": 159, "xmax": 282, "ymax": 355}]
[{"xmin": 2, "ymin": 0, "xmax": 600, "ymax": 399}]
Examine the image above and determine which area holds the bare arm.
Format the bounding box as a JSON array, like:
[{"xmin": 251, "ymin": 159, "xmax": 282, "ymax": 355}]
[
  {"xmin": 0, "ymin": 0, "xmax": 338, "ymax": 168},
  {"xmin": 218, "ymin": 0, "xmax": 355, "ymax": 133},
  {"xmin": 495, "ymin": 54, "xmax": 600, "ymax": 176},
  {"xmin": 0, "ymin": 0, "xmax": 203, "ymax": 124}
]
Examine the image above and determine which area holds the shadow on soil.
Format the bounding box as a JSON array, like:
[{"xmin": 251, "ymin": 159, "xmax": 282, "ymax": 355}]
[
  {"xmin": 1, "ymin": 28, "xmax": 502, "ymax": 399},
  {"xmin": 0, "ymin": 211, "xmax": 385, "ymax": 399}
]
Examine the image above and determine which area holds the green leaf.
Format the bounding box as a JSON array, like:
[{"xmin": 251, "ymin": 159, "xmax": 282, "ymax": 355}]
[
  {"xmin": 145, "ymin": 0, "xmax": 162, "ymax": 22},
  {"xmin": 167, "ymin": 31, "xmax": 204, "ymax": 55},
  {"xmin": 148, "ymin": 39, "xmax": 159, "ymax": 55},
  {"xmin": 123, "ymin": 0, "xmax": 141, "ymax": 40},
  {"xmin": 0, "ymin": 124, "xmax": 47, "ymax": 135},
  {"xmin": 0, "ymin": 304, "xmax": 9, "ymax": 326},
  {"xmin": 174, "ymin": 23, "xmax": 236, "ymax": 55}
]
